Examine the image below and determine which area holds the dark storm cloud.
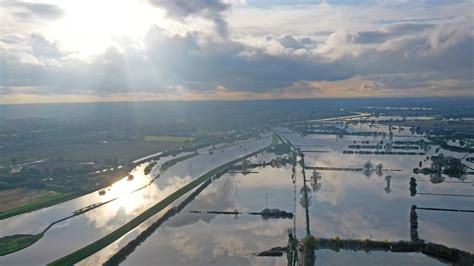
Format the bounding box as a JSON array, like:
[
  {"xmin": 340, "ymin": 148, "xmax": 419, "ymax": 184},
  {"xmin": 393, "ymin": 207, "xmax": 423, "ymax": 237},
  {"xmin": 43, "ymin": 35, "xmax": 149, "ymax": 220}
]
[{"xmin": 148, "ymin": 0, "xmax": 230, "ymax": 37}]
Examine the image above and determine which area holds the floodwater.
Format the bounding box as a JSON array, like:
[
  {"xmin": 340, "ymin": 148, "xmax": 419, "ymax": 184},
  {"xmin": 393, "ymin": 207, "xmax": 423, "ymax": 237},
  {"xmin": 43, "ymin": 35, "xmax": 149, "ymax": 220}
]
[
  {"xmin": 120, "ymin": 165, "xmax": 295, "ymax": 266},
  {"xmin": 90, "ymin": 121, "xmax": 472, "ymax": 265},
  {"xmin": 0, "ymin": 136, "xmax": 271, "ymax": 265},
  {"xmin": 1, "ymin": 119, "xmax": 473, "ymax": 265},
  {"xmin": 314, "ymin": 250, "xmax": 444, "ymax": 265},
  {"xmin": 285, "ymin": 129, "xmax": 473, "ymax": 251}
]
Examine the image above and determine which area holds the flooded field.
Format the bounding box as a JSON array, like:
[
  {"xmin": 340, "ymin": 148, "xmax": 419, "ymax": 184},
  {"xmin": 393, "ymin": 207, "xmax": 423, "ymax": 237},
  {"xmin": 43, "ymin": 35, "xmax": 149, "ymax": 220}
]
[
  {"xmin": 112, "ymin": 123, "xmax": 472, "ymax": 265},
  {"xmin": 1, "ymin": 116, "xmax": 472, "ymax": 265},
  {"xmin": 0, "ymin": 137, "xmax": 271, "ymax": 265}
]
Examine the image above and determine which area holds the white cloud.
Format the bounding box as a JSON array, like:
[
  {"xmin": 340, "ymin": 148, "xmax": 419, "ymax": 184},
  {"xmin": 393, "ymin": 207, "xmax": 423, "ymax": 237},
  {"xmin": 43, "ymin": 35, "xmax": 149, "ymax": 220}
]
[{"xmin": 0, "ymin": 0, "xmax": 472, "ymax": 102}]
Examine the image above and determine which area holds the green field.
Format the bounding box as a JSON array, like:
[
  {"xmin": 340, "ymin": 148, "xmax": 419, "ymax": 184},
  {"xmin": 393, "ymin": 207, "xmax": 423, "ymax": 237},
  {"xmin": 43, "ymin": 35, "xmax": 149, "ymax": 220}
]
[
  {"xmin": 48, "ymin": 134, "xmax": 278, "ymax": 265},
  {"xmin": 144, "ymin": 136, "xmax": 194, "ymax": 142},
  {"xmin": 0, "ymin": 234, "xmax": 42, "ymax": 256}
]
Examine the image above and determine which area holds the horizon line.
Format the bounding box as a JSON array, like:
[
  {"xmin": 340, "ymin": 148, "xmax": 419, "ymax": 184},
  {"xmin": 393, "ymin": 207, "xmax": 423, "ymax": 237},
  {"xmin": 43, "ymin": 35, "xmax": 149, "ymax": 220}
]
[{"xmin": 1, "ymin": 94, "xmax": 473, "ymax": 106}]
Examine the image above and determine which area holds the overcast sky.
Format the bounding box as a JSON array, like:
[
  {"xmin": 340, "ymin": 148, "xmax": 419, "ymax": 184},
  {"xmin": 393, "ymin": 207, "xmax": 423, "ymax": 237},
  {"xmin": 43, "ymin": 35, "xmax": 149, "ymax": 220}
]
[{"xmin": 0, "ymin": 0, "xmax": 473, "ymax": 103}]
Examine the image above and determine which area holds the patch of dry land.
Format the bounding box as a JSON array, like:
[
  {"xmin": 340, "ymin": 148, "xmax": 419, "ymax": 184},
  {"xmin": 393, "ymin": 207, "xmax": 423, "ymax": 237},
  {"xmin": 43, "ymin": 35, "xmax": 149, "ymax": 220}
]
[{"xmin": 0, "ymin": 189, "xmax": 59, "ymax": 212}]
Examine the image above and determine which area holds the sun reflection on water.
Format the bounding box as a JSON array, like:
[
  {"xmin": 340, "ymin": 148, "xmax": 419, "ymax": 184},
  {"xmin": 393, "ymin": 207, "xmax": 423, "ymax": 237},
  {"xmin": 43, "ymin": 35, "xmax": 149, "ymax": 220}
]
[{"xmin": 84, "ymin": 163, "xmax": 193, "ymax": 229}]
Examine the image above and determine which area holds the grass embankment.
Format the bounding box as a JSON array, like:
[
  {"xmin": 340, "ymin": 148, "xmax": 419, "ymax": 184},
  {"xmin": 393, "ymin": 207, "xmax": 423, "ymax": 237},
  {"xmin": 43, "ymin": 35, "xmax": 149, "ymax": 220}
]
[
  {"xmin": 144, "ymin": 136, "xmax": 194, "ymax": 142},
  {"xmin": 0, "ymin": 192, "xmax": 80, "ymax": 221},
  {"xmin": 48, "ymin": 134, "xmax": 278, "ymax": 266},
  {"xmin": 0, "ymin": 234, "xmax": 42, "ymax": 256},
  {"xmin": 104, "ymin": 179, "xmax": 215, "ymax": 265},
  {"xmin": 160, "ymin": 152, "xmax": 198, "ymax": 172}
]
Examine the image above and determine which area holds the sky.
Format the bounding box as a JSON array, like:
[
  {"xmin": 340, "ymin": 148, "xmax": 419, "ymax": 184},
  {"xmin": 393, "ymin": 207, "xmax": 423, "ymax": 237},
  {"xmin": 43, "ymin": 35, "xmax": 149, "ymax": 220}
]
[{"xmin": 0, "ymin": 0, "xmax": 473, "ymax": 103}]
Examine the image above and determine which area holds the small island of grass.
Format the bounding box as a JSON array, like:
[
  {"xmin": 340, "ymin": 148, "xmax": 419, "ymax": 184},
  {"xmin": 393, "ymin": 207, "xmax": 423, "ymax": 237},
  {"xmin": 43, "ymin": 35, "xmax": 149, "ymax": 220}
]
[{"xmin": 0, "ymin": 234, "xmax": 42, "ymax": 256}]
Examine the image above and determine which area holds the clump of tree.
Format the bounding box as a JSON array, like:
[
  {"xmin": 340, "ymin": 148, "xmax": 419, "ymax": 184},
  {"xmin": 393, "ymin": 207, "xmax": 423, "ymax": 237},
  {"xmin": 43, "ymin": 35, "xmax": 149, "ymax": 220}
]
[
  {"xmin": 259, "ymin": 208, "xmax": 293, "ymax": 219},
  {"xmin": 413, "ymin": 153, "xmax": 466, "ymax": 180},
  {"xmin": 299, "ymin": 185, "xmax": 312, "ymax": 209},
  {"xmin": 302, "ymin": 235, "xmax": 316, "ymax": 266},
  {"xmin": 241, "ymin": 159, "xmax": 252, "ymax": 170},
  {"xmin": 410, "ymin": 205, "xmax": 419, "ymax": 242},
  {"xmin": 143, "ymin": 162, "xmax": 157, "ymax": 175},
  {"xmin": 409, "ymin": 177, "xmax": 417, "ymax": 197},
  {"xmin": 363, "ymin": 161, "xmax": 373, "ymax": 178},
  {"xmin": 376, "ymin": 163, "xmax": 383, "ymax": 177},
  {"xmin": 309, "ymin": 170, "xmax": 322, "ymax": 192},
  {"xmin": 384, "ymin": 175, "xmax": 392, "ymax": 194}
]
